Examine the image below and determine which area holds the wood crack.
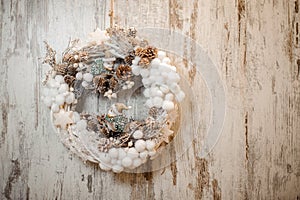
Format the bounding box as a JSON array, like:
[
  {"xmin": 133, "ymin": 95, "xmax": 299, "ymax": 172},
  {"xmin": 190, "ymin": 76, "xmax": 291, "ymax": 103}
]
[
  {"xmin": 4, "ymin": 159, "xmax": 21, "ymax": 200},
  {"xmin": 245, "ymin": 112, "xmax": 249, "ymax": 161}
]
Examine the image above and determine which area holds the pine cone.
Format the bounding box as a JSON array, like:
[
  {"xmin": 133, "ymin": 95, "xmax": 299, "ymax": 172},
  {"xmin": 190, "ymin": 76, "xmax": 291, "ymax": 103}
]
[
  {"xmin": 124, "ymin": 55, "xmax": 134, "ymax": 65},
  {"xmin": 135, "ymin": 46, "xmax": 158, "ymax": 67},
  {"xmin": 53, "ymin": 64, "xmax": 67, "ymax": 75},
  {"xmin": 116, "ymin": 64, "xmax": 132, "ymax": 79},
  {"xmin": 139, "ymin": 57, "xmax": 150, "ymax": 66},
  {"xmin": 64, "ymin": 75, "xmax": 75, "ymax": 86}
]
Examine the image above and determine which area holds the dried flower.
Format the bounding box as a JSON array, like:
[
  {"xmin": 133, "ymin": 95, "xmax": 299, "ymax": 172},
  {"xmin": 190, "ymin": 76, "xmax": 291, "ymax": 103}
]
[
  {"xmin": 43, "ymin": 41, "xmax": 56, "ymax": 67},
  {"xmin": 63, "ymin": 51, "xmax": 88, "ymax": 63}
]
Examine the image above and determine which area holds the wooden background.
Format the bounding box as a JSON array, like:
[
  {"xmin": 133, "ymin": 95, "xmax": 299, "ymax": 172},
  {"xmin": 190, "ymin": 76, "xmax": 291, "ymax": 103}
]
[{"xmin": 1, "ymin": 0, "xmax": 300, "ymax": 199}]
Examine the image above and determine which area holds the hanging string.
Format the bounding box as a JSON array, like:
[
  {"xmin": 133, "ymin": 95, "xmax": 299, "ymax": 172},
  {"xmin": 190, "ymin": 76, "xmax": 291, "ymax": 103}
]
[{"xmin": 109, "ymin": 0, "xmax": 114, "ymax": 28}]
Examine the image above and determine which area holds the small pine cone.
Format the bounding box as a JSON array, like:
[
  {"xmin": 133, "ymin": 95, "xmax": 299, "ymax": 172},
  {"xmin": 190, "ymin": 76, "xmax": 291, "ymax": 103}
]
[
  {"xmin": 53, "ymin": 64, "xmax": 67, "ymax": 75},
  {"xmin": 144, "ymin": 46, "xmax": 158, "ymax": 60},
  {"xmin": 64, "ymin": 75, "xmax": 75, "ymax": 85},
  {"xmin": 135, "ymin": 47, "xmax": 143, "ymax": 57},
  {"xmin": 134, "ymin": 46, "xmax": 157, "ymax": 61},
  {"xmin": 67, "ymin": 66, "xmax": 77, "ymax": 76},
  {"xmin": 124, "ymin": 55, "xmax": 134, "ymax": 65},
  {"xmin": 139, "ymin": 57, "xmax": 150, "ymax": 66},
  {"xmin": 116, "ymin": 64, "xmax": 132, "ymax": 79},
  {"xmin": 109, "ymin": 76, "xmax": 118, "ymax": 90},
  {"xmin": 93, "ymin": 75, "xmax": 106, "ymax": 93}
]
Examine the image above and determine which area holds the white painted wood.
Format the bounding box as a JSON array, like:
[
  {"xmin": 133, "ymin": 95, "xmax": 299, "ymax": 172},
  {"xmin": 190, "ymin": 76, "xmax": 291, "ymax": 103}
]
[{"xmin": 0, "ymin": 0, "xmax": 299, "ymax": 199}]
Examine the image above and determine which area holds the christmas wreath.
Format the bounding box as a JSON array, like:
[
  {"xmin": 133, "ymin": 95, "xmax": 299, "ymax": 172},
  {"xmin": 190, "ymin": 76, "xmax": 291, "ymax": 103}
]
[{"xmin": 41, "ymin": 27, "xmax": 185, "ymax": 172}]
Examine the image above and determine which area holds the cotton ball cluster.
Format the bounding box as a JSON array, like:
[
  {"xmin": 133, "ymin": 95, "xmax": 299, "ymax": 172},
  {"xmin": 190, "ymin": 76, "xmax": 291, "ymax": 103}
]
[
  {"xmin": 131, "ymin": 51, "xmax": 185, "ymax": 111},
  {"xmin": 80, "ymin": 72, "xmax": 94, "ymax": 89},
  {"xmin": 122, "ymin": 81, "xmax": 135, "ymax": 90},
  {"xmin": 98, "ymin": 138, "xmax": 157, "ymax": 172},
  {"xmin": 42, "ymin": 75, "xmax": 76, "ymax": 113}
]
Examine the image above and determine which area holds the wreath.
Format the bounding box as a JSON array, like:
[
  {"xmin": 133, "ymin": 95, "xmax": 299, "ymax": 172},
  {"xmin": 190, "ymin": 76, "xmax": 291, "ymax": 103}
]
[{"xmin": 41, "ymin": 27, "xmax": 185, "ymax": 173}]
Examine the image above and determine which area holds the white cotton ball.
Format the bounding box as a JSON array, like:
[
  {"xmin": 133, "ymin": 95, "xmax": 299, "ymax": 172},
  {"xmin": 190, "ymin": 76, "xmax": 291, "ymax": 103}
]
[
  {"xmin": 170, "ymin": 83, "xmax": 180, "ymax": 93},
  {"xmin": 83, "ymin": 73, "xmax": 93, "ymax": 82},
  {"xmin": 112, "ymin": 165, "xmax": 124, "ymax": 173},
  {"xmin": 127, "ymin": 148, "xmax": 139, "ymax": 158},
  {"xmin": 167, "ymin": 72, "xmax": 180, "ymax": 83},
  {"xmin": 122, "ymin": 85, "xmax": 128, "ymax": 90},
  {"xmin": 133, "ymin": 130, "xmax": 143, "ymax": 139},
  {"xmin": 118, "ymin": 148, "xmax": 127, "ymax": 160},
  {"xmin": 160, "ymin": 85, "xmax": 169, "ymax": 93},
  {"xmin": 51, "ymin": 103, "xmax": 59, "ymax": 113},
  {"xmin": 140, "ymin": 69, "xmax": 150, "ymax": 77},
  {"xmin": 99, "ymin": 152, "xmax": 111, "ymax": 164},
  {"xmin": 162, "ymin": 57, "xmax": 171, "ymax": 64},
  {"xmin": 162, "ymin": 100, "xmax": 175, "ymax": 111},
  {"xmin": 76, "ymin": 120, "xmax": 87, "ymax": 131},
  {"xmin": 161, "ymin": 72, "xmax": 169, "ymax": 79},
  {"xmin": 76, "ymin": 72, "xmax": 83, "ymax": 80},
  {"xmin": 121, "ymin": 157, "xmax": 133, "ymax": 167},
  {"xmin": 152, "ymin": 96, "xmax": 163, "ymax": 108},
  {"xmin": 133, "ymin": 158, "xmax": 142, "ymax": 167},
  {"xmin": 143, "ymin": 88, "xmax": 150, "ymax": 97},
  {"xmin": 63, "ymin": 91, "xmax": 70, "ymax": 97},
  {"xmin": 165, "ymin": 93, "xmax": 174, "ymax": 101},
  {"xmin": 129, "ymin": 81, "xmax": 134, "ymax": 87},
  {"xmin": 55, "ymin": 75, "xmax": 64, "ymax": 83},
  {"xmin": 135, "ymin": 140, "xmax": 146, "ymax": 152},
  {"xmin": 139, "ymin": 151, "xmax": 148, "ymax": 159},
  {"xmin": 132, "ymin": 57, "xmax": 141, "ymax": 65},
  {"xmin": 145, "ymin": 99, "xmax": 153, "ymax": 108},
  {"xmin": 150, "ymin": 87, "xmax": 159, "ymax": 97},
  {"xmin": 81, "ymin": 81, "xmax": 89, "ymax": 87},
  {"xmin": 117, "ymin": 160, "xmax": 122, "ymax": 166},
  {"xmin": 150, "ymin": 68, "xmax": 160, "ymax": 76},
  {"xmin": 146, "ymin": 140, "xmax": 156, "ymax": 151},
  {"xmin": 169, "ymin": 65, "xmax": 177, "ymax": 71},
  {"xmin": 58, "ymin": 84, "xmax": 69, "ymax": 93},
  {"xmin": 161, "ymin": 63, "xmax": 176, "ymax": 72},
  {"xmin": 111, "ymin": 93, "xmax": 117, "ymax": 98},
  {"xmin": 151, "ymin": 58, "xmax": 161, "ymax": 66},
  {"xmin": 48, "ymin": 79, "xmax": 57, "ymax": 88},
  {"xmin": 65, "ymin": 93, "xmax": 75, "ymax": 104},
  {"xmin": 108, "ymin": 148, "xmax": 119, "ymax": 159},
  {"xmin": 99, "ymin": 163, "xmax": 111, "ymax": 171},
  {"xmin": 111, "ymin": 159, "xmax": 117, "ymax": 165},
  {"xmin": 43, "ymin": 97, "xmax": 53, "ymax": 107},
  {"xmin": 131, "ymin": 65, "xmax": 141, "ymax": 75},
  {"xmin": 157, "ymin": 51, "xmax": 166, "ymax": 59},
  {"xmin": 55, "ymin": 94, "xmax": 65, "ymax": 106},
  {"xmin": 158, "ymin": 76, "xmax": 165, "ymax": 85},
  {"xmin": 72, "ymin": 112, "xmax": 80, "ymax": 123},
  {"xmin": 155, "ymin": 90, "xmax": 163, "ymax": 97},
  {"xmin": 176, "ymin": 91, "xmax": 185, "ymax": 102},
  {"xmin": 148, "ymin": 151, "xmax": 157, "ymax": 157},
  {"xmin": 53, "ymin": 82, "xmax": 60, "ymax": 88},
  {"xmin": 49, "ymin": 88, "xmax": 58, "ymax": 97},
  {"xmin": 142, "ymin": 78, "xmax": 151, "ymax": 86}
]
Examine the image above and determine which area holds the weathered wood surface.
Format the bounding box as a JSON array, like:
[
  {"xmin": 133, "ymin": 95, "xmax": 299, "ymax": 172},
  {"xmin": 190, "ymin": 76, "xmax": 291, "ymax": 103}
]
[{"xmin": 0, "ymin": 0, "xmax": 300, "ymax": 199}]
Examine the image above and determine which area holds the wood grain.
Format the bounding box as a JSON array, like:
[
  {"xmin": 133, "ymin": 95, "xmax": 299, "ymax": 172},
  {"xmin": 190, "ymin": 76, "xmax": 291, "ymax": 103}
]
[{"xmin": 0, "ymin": 0, "xmax": 300, "ymax": 199}]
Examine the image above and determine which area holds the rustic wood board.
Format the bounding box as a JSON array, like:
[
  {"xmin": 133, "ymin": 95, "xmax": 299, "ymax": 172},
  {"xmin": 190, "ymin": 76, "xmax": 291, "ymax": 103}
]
[{"xmin": 1, "ymin": 0, "xmax": 300, "ymax": 199}]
